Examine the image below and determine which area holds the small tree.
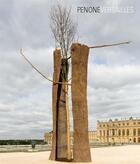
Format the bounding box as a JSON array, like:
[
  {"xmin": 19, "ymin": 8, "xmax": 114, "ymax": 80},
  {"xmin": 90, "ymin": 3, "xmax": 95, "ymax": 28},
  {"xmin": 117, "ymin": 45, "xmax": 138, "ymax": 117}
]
[
  {"xmin": 49, "ymin": 4, "xmax": 77, "ymax": 160},
  {"xmin": 50, "ymin": 4, "xmax": 77, "ymax": 81},
  {"xmin": 50, "ymin": 4, "xmax": 76, "ymax": 59},
  {"xmin": 19, "ymin": 3, "xmax": 131, "ymax": 161}
]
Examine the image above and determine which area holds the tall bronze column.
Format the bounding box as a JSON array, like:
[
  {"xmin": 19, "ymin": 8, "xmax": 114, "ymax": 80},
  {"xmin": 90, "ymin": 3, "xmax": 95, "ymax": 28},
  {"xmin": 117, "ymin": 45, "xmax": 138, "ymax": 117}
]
[
  {"xmin": 49, "ymin": 49, "xmax": 71, "ymax": 161},
  {"xmin": 49, "ymin": 49, "xmax": 61, "ymax": 160},
  {"xmin": 71, "ymin": 43, "xmax": 91, "ymax": 162}
]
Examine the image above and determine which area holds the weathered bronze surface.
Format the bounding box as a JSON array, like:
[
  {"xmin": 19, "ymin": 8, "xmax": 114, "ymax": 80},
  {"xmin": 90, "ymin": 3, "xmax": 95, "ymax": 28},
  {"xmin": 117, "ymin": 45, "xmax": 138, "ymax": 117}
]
[
  {"xmin": 50, "ymin": 50, "xmax": 71, "ymax": 161},
  {"xmin": 71, "ymin": 43, "xmax": 91, "ymax": 162},
  {"xmin": 49, "ymin": 50, "xmax": 61, "ymax": 160}
]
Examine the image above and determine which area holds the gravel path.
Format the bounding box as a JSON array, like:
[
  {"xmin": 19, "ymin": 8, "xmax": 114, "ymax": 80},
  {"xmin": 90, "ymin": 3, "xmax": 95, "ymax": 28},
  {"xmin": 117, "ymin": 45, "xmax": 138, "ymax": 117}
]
[{"xmin": 0, "ymin": 145, "xmax": 140, "ymax": 164}]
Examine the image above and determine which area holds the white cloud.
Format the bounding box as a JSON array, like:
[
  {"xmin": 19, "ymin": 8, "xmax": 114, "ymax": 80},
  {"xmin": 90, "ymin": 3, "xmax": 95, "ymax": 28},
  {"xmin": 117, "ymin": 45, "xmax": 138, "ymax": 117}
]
[
  {"xmin": 89, "ymin": 64, "xmax": 140, "ymax": 89},
  {"xmin": 88, "ymin": 64, "xmax": 140, "ymax": 129}
]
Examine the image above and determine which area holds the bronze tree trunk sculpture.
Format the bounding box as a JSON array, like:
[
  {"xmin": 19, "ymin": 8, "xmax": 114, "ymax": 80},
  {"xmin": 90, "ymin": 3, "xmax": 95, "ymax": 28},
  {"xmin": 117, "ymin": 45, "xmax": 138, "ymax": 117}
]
[
  {"xmin": 19, "ymin": 41, "xmax": 130, "ymax": 163},
  {"xmin": 49, "ymin": 49, "xmax": 71, "ymax": 161},
  {"xmin": 71, "ymin": 43, "xmax": 91, "ymax": 162}
]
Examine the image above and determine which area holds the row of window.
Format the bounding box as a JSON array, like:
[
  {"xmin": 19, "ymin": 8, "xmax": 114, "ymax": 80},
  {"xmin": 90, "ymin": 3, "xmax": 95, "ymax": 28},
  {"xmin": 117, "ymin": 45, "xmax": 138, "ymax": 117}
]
[
  {"xmin": 99, "ymin": 128, "xmax": 140, "ymax": 137},
  {"xmin": 100, "ymin": 137, "xmax": 140, "ymax": 143},
  {"xmin": 99, "ymin": 122, "xmax": 140, "ymax": 127}
]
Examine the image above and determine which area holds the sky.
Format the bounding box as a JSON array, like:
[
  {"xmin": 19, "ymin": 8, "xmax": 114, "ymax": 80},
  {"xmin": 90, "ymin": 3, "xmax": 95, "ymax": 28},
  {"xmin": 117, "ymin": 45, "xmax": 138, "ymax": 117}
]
[{"xmin": 0, "ymin": 0, "xmax": 140, "ymax": 139}]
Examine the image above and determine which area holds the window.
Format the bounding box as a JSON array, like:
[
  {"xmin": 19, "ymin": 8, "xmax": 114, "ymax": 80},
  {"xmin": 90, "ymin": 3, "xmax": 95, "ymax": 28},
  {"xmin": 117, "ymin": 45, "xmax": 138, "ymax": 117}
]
[
  {"xmin": 103, "ymin": 130, "xmax": 105, "ymax": 136},
  {"xmin": 133, "ymin": 138, "xmax": 136, "ymax": 143},
  {"xmin": 138, "ymin": 129, "xmax": 140, "ymax": 136},
  {"xmin": 100, "ymin": 130, "xmax": 102, "ymax": 136},
  {"xmin": 107, "ymin": 130, "xmax": 109, "ymax": 136},
  {"xmin": 122, "ymin": 129, "xmax": 125, "ymax": 136},
  {"xmin": 127, "ymin": 129, "xmax": 129, "ymax": 136},
  {"xmin": 112, "ymin": 129, "xmax": 115, "ymax": 136},
  {"xmin": 133, "ymin": 129, "xmax": 136, "ymax": 136},
  {"xmin": 118, "ymin": 129, "xmax": 121, "ymax": 136}
]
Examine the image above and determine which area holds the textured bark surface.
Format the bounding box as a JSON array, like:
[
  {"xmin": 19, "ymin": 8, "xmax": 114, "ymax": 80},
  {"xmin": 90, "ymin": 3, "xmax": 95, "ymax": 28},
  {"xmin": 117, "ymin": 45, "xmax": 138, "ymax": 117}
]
[
  {"xmin": 56, "ymin": 75, "xmax": 68, "ymax": 160},
  {"xmin": 49, "ymin": 50, "xmax": 71, "ymax": 161},
  {"xmin": 49, "ymin": 50, "xmax": 61, "ymax": 160},
  {"xmin": 71, "ymin": 43, "xmax": 91, "ymax": 162}
]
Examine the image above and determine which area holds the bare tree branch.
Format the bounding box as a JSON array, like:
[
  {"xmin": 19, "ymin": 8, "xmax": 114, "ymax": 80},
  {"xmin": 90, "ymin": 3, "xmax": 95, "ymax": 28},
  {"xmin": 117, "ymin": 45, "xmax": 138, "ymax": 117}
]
[
  {"xmin": 50, "ymin": 4, "xmax": 77, "ymax": 59},
  {"xmin": 89, "ymin": 41, "xmax": 131, "ymax": 49},
  {"xmin": 67, "ymin": 56, "xmax": 71, "ymax": 60},
  {"xmin": 19, "ymin": 49, "xmax": 71, "ymax": 86},
  {"xmin": 68, "ymin": 78, "xmax": 72, "ymax": 81}
]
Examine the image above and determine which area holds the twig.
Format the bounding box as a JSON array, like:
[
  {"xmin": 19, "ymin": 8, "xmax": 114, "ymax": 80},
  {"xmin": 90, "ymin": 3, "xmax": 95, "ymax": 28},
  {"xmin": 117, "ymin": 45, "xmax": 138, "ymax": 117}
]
[
  {"xmin": 89, "ymin": 41, "xmax": 131, "ymax": 49},
  {"xmin": 19, "ymin": 49, "xmax": 71, "ymax": 86},
  {"xmin": 68, "ymin": 78, "xmax": 72, "ymax": 81},
  {"xmin": 67, "ymin": 56, "xmax": 71, "ymax": 60}
]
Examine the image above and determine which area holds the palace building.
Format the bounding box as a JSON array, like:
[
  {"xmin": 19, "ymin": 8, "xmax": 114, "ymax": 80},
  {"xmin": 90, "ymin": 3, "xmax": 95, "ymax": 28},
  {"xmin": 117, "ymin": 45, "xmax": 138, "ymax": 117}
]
[
  {"xmin": 97, "ymin": 117, "xmax": 140, "ymax": 144},
  {"xmin": 44, "ymin": 117, "xmax": 140, "ymax": 145},
  {"xmin": 44, "ymin": 130, "xmax": 98, "ymax": 145}
]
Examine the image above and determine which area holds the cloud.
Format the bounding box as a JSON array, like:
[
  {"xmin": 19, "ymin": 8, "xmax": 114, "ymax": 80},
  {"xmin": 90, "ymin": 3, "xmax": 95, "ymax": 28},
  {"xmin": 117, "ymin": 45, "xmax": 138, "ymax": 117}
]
[
  {"xmin": 88, "ymin": 64, "xmax": 140, "ymax": 89},
  {"xmin": 88, "ymin": 64, "xmax": 140, "ymax": 129},
  {"xmin": 0, "ymin": 47, "xmax": 53, "ymax": 139}
]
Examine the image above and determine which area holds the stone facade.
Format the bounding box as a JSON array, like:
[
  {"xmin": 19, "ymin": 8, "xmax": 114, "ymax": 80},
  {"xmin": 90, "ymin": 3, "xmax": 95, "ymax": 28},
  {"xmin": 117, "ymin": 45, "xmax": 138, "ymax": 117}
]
[
  {"xmin": 97, "ymin": 117, "xmax": 140, "ymax": 144},
  {"xmin": 88, "ymin": 131, "xmax": 98, "ymax": 143},
  {"xmin": 44, "ymin": 131, "xmax": 97, "ymax": 145},
  {"xmin": 45, "ymin": 117, "xmax": 140, "ymax": 145},
  {"xmin": 44, "ymin": 131, "xmax": 53, "ymax": 145}
]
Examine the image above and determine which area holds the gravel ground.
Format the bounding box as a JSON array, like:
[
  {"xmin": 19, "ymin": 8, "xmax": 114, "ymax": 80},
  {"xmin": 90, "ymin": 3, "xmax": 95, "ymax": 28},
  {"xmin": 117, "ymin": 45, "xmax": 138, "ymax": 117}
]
[{"xmin": 0, "ymin": 145, "xmax": 140, "ymax": 164}]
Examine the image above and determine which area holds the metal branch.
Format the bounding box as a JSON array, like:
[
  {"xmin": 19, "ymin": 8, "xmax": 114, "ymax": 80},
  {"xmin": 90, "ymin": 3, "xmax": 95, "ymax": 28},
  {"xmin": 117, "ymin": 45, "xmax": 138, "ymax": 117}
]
[
  {"xmin": 68, "ymin": 78, "xmax": 72, "ymax": 81},
  {"xmin": 89, "ymin": 41, "xmax": 131, "ymax": 49},
  {"xmin": 67, "ymin": 56, "xmax": 71, "ymax": 60},
  {"xmin": 19, "ymin": 49, "xmax": 71, "ymax": 86}
]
